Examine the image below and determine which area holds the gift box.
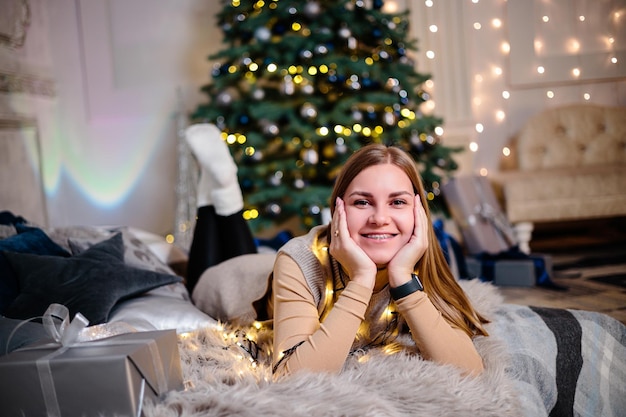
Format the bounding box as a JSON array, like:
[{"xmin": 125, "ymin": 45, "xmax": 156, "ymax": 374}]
[
  {"xmin": 465, "ymin": 253, "xmax": 553, "ymax": 287},
  {"xmin": 0, "ymin": 329, "xmax": 184, "ymax": 417},
  {"xmin": 442, "ymin": 175, "xmax": 517, "ymax": 255},
  {"xmin": 466, "ymin": 257, "xmax": 534, "ymax": 287}
]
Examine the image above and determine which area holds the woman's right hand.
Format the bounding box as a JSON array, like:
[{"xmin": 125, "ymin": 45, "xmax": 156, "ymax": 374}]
[{"xmin": 329, "ymin": 197, "xmax": 377, "ymax": 289}]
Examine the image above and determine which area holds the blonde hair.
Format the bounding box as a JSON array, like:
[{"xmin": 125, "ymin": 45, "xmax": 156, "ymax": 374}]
[{"xmin": 329, "ymin": 144, "xmax": 489, "ymax": 337}]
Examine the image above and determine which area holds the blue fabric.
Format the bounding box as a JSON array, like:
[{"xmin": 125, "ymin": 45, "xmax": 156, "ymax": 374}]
[
  {"xmin": 255, "ymin": 230, "xmax": 293, "ymax": 251},
  {"xmin": 0, "ymin": 211, "xmax": 27, "ymax": 226},
  {"xmin": 433, "ymin": 219, "xmax": 471, "ymax": 280},
  {"xmin": 0, "ymin": 226, "xmax": 71, "ymax": 314}
]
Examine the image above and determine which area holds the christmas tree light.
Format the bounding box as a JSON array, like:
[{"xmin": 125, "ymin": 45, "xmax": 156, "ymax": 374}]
[{"xmin": 192, "ymin": 0, "xmax": 461, "ymax": 232}]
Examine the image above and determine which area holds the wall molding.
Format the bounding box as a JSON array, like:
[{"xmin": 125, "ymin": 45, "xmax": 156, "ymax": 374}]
[
  {"xmin": 0, "ymin": 69, "xmax": 55, "ymax": 96},
  {"xmin": 0, "ymin": 0, "xmax": 31, "ymax": 49}
]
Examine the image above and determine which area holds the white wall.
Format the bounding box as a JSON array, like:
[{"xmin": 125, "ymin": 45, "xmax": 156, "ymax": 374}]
[
  {"xmin": 4, "ymin": 0, "xmax": 624, "ymax": 235},
  {"xmin": 42, "ymin": 0, "xmax": 222, "ymax": 234}
]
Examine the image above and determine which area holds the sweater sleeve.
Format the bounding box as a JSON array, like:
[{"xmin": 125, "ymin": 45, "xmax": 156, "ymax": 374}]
[
  {"xmin": 395, "ymin": 290, "xmax": 484, "ymax": 374},
  {"xmin": 272, "ymin": 252, "xmax": 372, "ymax": 376}
]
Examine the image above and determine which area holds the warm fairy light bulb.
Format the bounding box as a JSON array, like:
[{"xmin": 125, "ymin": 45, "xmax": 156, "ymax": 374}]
[
  {"xmin": 429, "ymin": 25, "xmax": 438, "ymax": 33},
  {"xmin": 473, "ymin": 22, "xmax": 482, "ymax": 30},
  {"xmin": 583, "ymin": 93, "xmax": 591, "ymax": 100},
  {"xmin": 479, "ymin": 168, "xmax": 489, "ymax": 176},
  {"xmin": 611, "ymin": 57, "xmax": 618, "ymax": 64},
  {"xmin": 492, "ymin": 19, "xmax": 502, "ymax": 28},
  {"xmin": 537, "ymin": 66, "xmax": 545, "ymax": 74},
  {"xmin": 493, "ymin": 66, "xmax": 503, "ymax": 76},
  {"xmin": 382, "ymin": 306, "xmax": 395, "ymax": 319},
  {"xmin": 572, "ymin": 68, "xmax": 581, "ymax": 77},
  {"xmin": 434, "ymin": 126, "xmax": 444, "ymax": 136},
  {"xmin": 469, "ymin": 142, "xmax": 479, "ymax": 152},
  {"xmin": 502, "ymin": 90, "xmax": 510, "ymax": 99},
  {"xmin": 496, "ymin": 110, "xmax": 506, "ymax": 121},
  {"xmin": 501, "ymin": 42, "xmax": 510, "ymax": 54},
  {"xmin": 425, "ymin": 80, "xmax": 434, "ymax": 89},
  {"xmin": 426, "ymin": 50, "xmax": 435, "ymax": 59},
  {"xmin": 475, "ymin": 123, "xmax": 484, "ymax": 133},
  {"xmin": 425, "ymin": 0, "xmax": 433, "ymax": 7},
  {"xmin": 579, "ymin": 15, "xmax": 585, "ymax": 22},
  {"xmin": 542, "ymin": 16, "xmax": 549, "ymax": 23},
  {"xmin": 547, "ymin": 90, "xmax": 555, "ymax": 98},
  {"xmin": 567, "ymin": 39, "xmax": 581, "ymax": 53},
  {"xmin": 382, "ymin": 0, "xmax": 398, "ymax": 13},
  {"xmin": 502, "ymin": 147, "xmax": 511, "ymax": 157}
]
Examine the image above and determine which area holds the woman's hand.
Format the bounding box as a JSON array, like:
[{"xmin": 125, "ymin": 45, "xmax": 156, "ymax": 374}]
[
  {"xmin": 329, "ymin": 197, "xmax": 377, "ymax": 289},
  {"xmin": 387, "ymin": 195, "xmax": 429, "ymax": 287}
]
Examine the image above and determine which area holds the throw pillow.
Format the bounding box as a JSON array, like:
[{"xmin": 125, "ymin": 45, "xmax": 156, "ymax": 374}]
[
  {"xmin": 0, "ymin": 317, "xmax": 48, "ymax": 355},
  {"xmin": 192, "ymin": 253, "xmax": 276, "ymax": 325},
  {"xmin": 108, "ymin": 294, "xmax": 217, "ymax": 333},
  {"xmin": 0, "ymin": 227, "xmax": 71, "ymax": 314},
  {"xmin": 3, "ymin": 232, "xmax": 181, "ymax": 325},
  {"xmin": 66, "ymin": 226, "xmax": 175, "ymax": 275}
]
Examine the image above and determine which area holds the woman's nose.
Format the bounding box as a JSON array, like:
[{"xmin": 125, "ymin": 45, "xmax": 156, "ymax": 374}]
[{"xmin": 369, "ymin": 207, "xmax": 390, "ymax": 225}]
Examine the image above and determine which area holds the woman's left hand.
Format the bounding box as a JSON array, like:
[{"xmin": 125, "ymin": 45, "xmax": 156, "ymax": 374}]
[{"xmin": 387, "ymin": 195, "xmax": 429, "ymax": 287}]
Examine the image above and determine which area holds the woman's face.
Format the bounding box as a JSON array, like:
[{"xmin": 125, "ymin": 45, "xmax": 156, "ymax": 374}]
[{"xmin": 342, "ymin": 163, "xmax": 416, "ymax": 267}]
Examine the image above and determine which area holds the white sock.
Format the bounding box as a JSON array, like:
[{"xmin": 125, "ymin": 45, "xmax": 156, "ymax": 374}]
[
  {"xmin": 212, "ymin": 183, "xmax": 244, "ymax": 217},
  {"xmin": 185, "ymin": 123, "xmax": 243, "ymax": 215}
]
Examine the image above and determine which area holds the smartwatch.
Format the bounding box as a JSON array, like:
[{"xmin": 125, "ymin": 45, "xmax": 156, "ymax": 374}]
[{"xmin": 390, "ymin": 273, "xmax": 424, "ymax": 300}]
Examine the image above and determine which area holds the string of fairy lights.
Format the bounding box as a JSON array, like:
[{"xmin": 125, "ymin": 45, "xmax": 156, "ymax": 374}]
[
  {"xmin": 476, "ymin": 0, "xmax": 622, "ymax": 176},
  {"xmin": 410, "ymin": 0, "xmax": 623, "ymax": 177}
]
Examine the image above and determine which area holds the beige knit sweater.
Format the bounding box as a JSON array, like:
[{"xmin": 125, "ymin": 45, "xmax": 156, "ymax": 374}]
[{"xmin": 272, "ymin": 226, "xmax": 484, "ymax": 376}]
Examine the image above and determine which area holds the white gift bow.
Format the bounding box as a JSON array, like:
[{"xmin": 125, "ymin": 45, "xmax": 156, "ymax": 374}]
[{"xmin": 42, "ymin": 303, "xmax": 90, "ymax": 346}]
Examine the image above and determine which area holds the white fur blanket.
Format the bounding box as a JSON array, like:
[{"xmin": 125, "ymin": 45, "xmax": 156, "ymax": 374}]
[{"xmin": 144, "ymin": 280, "xmax": 626, "ymax": 417}]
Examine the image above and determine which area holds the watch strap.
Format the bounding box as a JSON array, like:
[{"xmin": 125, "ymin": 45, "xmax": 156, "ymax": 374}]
[{"xmin": 390, "ymin": 273, "xmax": 424, "ymax": 300}]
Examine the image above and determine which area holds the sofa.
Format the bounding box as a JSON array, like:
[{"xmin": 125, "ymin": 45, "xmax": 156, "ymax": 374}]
[{"xmin": 495, "ymin": 103, "xmax": 626, "ymax": 253}]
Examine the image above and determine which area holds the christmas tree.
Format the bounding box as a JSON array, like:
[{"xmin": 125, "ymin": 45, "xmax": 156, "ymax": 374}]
[{"xmin": 192, "ymin": 0, "xmax": 461, "ymax": 233}]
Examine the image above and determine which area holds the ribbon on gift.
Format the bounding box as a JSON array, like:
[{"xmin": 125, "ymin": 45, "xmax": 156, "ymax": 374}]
[
  {"xmin": 12, "ymin": 304, "xmax": 168, "ymax": 417},
  {"xmin": 42, "ymin": 303, "xmax": 90, "ymax": 346},
  {"xmin": 468, "ymin": 178, "xmax": 517, "ymax": 247}
]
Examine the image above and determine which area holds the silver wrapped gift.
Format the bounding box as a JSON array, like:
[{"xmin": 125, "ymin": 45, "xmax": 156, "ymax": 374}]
[
  {"xmin": 442, "ymin": 175, "xmax": 517, "ymax": 255},
  {"xmin": 0, "ymin": 328, "xmax": 183, "ymax": 417}
]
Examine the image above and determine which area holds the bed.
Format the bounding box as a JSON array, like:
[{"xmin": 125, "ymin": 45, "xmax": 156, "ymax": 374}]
[{"xmin": 1, "ymin": 122, "xmax": 625, "ymax": 416}]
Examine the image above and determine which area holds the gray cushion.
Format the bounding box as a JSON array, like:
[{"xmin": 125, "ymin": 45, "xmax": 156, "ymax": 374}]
[
  {"xmin": 3, "ymin": 233, "xmax": 182, "ymax": 325},
  {"xmin": 192, "ymin": 253, "xmax": 276, "ymax": 325}
]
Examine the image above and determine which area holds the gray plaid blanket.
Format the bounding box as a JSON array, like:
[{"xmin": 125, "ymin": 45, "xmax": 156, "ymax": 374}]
[{"xmin": 488, "ymin": 303, "xmax": 626, "ymax": 417}]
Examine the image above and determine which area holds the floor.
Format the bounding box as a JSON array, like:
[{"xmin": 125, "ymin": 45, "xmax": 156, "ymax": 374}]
[{"xmin": 495, "ymin": 218, "xmax": 626, "ymax": 325}]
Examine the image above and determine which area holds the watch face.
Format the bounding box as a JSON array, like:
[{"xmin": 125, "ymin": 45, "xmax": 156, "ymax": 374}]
[{"xmin": 411, "ymin": 273, "xmax": 424, "ymax": 291}]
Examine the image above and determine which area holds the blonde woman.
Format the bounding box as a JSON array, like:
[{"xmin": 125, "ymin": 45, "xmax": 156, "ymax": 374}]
[{"xmin": 271, "ymin": 144, "xmax": 489, "ymax": 376}]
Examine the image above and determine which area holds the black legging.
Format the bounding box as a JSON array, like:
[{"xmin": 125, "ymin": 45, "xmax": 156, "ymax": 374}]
[{"xmin": 185, "ymin": 205, "xmax": 257, "ymax": 294}]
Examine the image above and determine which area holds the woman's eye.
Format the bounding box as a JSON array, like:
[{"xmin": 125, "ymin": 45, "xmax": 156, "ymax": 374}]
[
  {"xmin": 354, "ymin": 199, "xmax": 370, "ymax": 206},
  {"xmin": 392, "ymin": 199, "xmax": 407, "ymax": 206}
]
